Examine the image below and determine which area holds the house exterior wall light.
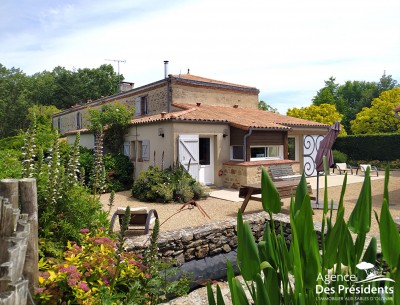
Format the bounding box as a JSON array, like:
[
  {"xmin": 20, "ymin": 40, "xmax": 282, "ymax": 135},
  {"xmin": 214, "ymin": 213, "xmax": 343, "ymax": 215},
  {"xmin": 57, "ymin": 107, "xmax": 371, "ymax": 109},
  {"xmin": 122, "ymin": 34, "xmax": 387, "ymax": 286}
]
[
  {"xmin": 223, "ymin": 129, "xmax": 229, "ymax": 138},
  {"xmin": 158, "ymin": 128, "xmax": 165, "ymax": 137}
]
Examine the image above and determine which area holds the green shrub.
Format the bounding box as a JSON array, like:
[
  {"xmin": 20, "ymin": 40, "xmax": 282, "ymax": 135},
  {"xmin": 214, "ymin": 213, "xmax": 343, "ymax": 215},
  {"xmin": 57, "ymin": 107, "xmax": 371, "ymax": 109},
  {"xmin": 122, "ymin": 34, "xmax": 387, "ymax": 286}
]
[
  {"xmin": 0, "ymin": 149, "xmax": 22, "ymax": 179},
  {"xmin": 79, "ymin": 149, "xmax": 133, "ymax": 192},
  {"xmin": 175, "ymin": 180, "xmax": 194, "ymax": 203},
  {"xmin": 191, "ymin": 181, "xmax": 207, "ymax": 200},
  {"xmin": 132, "ymin": 166, "xmax": 169, "ymax": 202},
  {"xmin": 38, "ymin": 179, "xmax": 109, "ymax": 258},
  {"xmin": 17, "ymin": 127, "xmax": 110, "ymax": 258},
  {"xmin": 0, "ymin": 135, "xmax": 25, "ymax": 150},
  {"xmin": 334, "ymin": 133, "xmax": 400, "ymax": 161},
  {"xmin": 103, "ymin": 153, "xmax": 134, "ymax": 191},
  {"xmin": 36, "ymin": 212, "xmax": 190, "ymax": 304},
  {"xmin": 36, "ymin": 228, "xmax": 147, "ymax": 304},
  {"xmin": 132, "ymin": 165, "xmax": 208, "ymax": 203},
  {"xmin": 150, "ymin": 183, "xmax": 174, "ymax": 203},
  {"xmin": 332, "ymin": 149, "xmax": 348, "ymax": 164}
]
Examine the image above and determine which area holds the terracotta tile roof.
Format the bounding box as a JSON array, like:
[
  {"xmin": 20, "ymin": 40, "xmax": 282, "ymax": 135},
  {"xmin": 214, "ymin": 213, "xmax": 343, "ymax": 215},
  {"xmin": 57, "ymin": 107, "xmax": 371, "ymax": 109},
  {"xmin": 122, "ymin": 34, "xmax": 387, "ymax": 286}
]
[
  {"xmin": 131, "ymin": 103, "xmax": 328, "ymax": 130},
  {"xmin": 170, "ymin": 73, "xmax": 258, "ymax": 91},
  {"xmin": 64, "ymin": 128, "xmax": 90, "ymax": 135}
]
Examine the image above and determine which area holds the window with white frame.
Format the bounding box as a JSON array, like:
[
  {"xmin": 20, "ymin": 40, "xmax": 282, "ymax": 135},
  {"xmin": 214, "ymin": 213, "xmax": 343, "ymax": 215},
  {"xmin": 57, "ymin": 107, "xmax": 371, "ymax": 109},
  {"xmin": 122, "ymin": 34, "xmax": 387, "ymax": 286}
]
[
  {"xmin": 250, "ymin": 145, "xmax": 283, "ymax": 161},
  {"xmin": 230, "ymin": 145, "xmax": 244, "ymax": 161}
]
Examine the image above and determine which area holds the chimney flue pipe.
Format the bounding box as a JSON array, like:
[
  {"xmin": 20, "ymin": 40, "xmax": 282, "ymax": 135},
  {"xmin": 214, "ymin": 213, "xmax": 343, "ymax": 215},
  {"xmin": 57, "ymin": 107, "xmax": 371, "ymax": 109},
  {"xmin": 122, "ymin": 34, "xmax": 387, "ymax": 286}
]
[{"xmin": 164, "ymin": 61, "xmax": 169, "ymax": 78}]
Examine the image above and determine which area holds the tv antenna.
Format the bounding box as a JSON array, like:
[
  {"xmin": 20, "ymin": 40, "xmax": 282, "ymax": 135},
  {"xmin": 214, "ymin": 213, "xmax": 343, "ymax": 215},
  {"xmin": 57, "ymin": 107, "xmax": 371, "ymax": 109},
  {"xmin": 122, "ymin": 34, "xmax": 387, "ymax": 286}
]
[{"xmin": 105, "ymin": 59, "xmax": 126, "ymax": 92}]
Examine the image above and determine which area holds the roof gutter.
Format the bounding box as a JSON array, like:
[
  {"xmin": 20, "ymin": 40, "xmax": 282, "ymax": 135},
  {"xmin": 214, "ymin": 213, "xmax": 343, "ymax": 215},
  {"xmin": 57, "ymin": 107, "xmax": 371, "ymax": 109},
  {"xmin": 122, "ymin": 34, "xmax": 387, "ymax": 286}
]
[{"xmin": 243, "ymin": 128, "xmax": 253, "ymax": 161}]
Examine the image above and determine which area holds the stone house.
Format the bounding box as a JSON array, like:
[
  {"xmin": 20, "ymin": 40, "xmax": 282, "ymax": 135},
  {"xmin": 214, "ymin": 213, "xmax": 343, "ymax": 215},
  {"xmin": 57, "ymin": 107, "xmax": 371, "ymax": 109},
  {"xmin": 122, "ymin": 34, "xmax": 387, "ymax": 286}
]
[{"xmin": 53, "ymin": 70, "xmax": 329, "ymax": 188}]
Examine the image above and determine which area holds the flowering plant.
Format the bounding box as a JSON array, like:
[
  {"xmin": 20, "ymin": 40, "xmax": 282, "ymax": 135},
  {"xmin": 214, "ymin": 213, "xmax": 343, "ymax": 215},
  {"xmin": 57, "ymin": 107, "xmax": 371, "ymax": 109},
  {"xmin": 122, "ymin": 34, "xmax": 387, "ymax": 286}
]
[{"xmin": 35, "ymin": 228, "xmax": 147, "ymax": 304}]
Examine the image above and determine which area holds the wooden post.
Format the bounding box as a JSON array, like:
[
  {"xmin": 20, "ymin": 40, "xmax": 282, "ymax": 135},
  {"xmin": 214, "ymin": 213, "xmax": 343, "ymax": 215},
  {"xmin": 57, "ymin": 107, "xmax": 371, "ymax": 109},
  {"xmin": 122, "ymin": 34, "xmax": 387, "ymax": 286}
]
[
  {"xmin": 19, "ymin": 178, "xmax": 38, "ymax": 304},
  {"xmin": 0, "ymin": 179, "xmax": 19, "ymax": 209}
]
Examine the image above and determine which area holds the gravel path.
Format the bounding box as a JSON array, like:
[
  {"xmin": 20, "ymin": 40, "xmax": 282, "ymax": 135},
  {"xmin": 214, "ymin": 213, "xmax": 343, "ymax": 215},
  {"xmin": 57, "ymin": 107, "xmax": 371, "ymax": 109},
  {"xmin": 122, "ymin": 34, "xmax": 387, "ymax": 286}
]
[{"xmin": 100, "ymin": 171, "xmax": 400, "ymax": 238}]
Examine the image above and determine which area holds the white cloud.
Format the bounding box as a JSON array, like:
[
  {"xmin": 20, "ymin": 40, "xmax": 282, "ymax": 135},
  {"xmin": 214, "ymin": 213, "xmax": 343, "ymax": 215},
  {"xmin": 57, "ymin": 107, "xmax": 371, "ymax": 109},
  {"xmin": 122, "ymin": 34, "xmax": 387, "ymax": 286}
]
[{"xmin": 1, "ymin": 0, "xmax": 399, "ymax": 114}]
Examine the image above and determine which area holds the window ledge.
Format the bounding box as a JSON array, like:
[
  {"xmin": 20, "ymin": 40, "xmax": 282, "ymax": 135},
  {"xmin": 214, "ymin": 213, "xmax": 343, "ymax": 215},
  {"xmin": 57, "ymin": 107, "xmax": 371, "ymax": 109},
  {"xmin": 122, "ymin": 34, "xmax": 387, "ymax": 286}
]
[{"xmin": 223, "ymin": 160, "xmax": 298, "ymax": 167}]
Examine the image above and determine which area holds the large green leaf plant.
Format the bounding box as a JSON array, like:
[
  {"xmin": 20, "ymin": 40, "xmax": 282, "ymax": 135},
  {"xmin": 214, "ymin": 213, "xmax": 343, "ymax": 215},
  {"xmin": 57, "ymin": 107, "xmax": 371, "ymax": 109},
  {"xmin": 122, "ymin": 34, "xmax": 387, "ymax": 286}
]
[{"xmin": 208, "ymin": 162, "xmax": 399, "ymax": 305}]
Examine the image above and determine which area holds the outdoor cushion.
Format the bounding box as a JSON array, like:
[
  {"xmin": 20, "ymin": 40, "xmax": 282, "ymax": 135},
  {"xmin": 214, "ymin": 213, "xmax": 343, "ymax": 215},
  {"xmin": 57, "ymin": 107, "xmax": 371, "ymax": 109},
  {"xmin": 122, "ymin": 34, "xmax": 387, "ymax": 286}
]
[
  {"xmin": 110, "ymin": 207, "xmax": 158, "ymax": 234},
  {"xmin": 335, "ymin": 163, "xmax": 353, "ymax": 175},
  {"xmin": 356, "ymin": 164, "xmax": 379, "ymax": 177}
]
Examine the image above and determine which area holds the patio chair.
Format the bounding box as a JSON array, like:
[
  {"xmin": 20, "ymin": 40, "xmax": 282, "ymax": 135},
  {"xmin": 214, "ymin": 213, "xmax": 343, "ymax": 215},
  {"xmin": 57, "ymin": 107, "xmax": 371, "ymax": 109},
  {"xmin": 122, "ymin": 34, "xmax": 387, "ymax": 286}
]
[
  {"xmin": 334, "ymin": 163, "xmax": 353, "ymax": 175},
  {"xmin": 110, "ymin": 207, "xmax": 158, "ymax": 234},
  {"xmin": 356, "ymin": 164, "xmax": 379, "ymax": 177}
]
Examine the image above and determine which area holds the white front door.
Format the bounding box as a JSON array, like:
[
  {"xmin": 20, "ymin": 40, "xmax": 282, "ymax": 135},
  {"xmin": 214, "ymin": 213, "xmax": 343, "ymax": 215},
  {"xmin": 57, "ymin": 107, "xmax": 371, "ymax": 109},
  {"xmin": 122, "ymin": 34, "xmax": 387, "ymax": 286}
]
[
  {"xmin": 199, "ymin": 137, "xmax": 214, "ymax": 185},
  {"xmin": 178, "ymin": 134, "xmax": 199, "ymax": 181}
]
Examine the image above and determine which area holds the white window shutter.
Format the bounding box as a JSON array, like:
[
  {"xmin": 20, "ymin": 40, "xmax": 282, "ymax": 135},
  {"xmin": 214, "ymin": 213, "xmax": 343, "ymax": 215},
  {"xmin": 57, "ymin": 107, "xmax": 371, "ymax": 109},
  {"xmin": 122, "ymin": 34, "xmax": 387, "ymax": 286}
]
[
  {"xmin": 123, "ymin": 141, "xmax": 130, "ymax": 157},
  {"xmin": 142, "ymin": 140, "xmax": 150, "ymax": 161},
  {"xmin": 135, "ymin": 97, "xmax": 141, "ymax": 116}
]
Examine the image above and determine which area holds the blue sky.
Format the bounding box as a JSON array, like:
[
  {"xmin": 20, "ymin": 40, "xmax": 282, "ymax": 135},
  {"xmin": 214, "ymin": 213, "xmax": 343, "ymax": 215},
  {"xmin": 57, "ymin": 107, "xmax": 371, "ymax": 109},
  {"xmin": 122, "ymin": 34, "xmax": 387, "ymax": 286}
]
[{"xmin": 1, "ymin": 0, "xmax": 400, "ymax": 114}]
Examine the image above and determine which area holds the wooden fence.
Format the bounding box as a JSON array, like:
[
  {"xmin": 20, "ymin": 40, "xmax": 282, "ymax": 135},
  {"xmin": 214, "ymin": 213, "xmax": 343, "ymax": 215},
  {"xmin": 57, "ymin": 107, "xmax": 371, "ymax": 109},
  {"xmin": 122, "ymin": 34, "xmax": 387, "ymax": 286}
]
[{"xmin": 0, "ymin": 179, "xmax": 38, "ymax": 305}]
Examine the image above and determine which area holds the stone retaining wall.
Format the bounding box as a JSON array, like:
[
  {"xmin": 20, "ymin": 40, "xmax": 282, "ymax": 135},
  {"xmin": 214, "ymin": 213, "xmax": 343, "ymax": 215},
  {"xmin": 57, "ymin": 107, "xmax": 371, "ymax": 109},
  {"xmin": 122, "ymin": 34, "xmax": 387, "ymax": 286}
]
[{"xmin": 125, "ymin": 212, "xmax": 323, "ymax": 265}]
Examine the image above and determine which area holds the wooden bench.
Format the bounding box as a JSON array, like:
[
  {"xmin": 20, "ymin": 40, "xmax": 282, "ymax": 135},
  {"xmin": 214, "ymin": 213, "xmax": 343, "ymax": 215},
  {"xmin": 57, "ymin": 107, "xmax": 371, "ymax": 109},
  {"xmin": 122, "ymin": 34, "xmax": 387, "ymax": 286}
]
[
  {"xmin": 268, "ymin": 164, "xmax": 302, "ymax": 181},
  {"xmin": 238, "ymin": 180, "xmax": 313, "ymax": 213}
]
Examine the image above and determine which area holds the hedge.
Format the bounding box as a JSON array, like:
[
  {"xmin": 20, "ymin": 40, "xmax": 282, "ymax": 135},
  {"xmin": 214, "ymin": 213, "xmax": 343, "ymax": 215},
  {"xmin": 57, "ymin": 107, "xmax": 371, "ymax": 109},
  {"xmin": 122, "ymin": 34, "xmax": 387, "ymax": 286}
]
[{"xmin": 333, "ymin": 133, "xmax": 400, "ymax": 161}]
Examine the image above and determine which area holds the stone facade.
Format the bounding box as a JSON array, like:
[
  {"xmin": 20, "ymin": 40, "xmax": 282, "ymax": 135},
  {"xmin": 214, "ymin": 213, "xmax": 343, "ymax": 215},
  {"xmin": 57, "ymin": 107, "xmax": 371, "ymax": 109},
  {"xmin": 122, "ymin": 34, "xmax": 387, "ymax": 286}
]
[
  {"xmin": 53, "ymin": 76, "xmax": 258, "ymax": 136},
  {"xmin": 221, "ymin": 160, "xmax": 300, "ymax": 189},
  {"xmin": 53, "ymin": 82, "xmax": 168, "ymax": 135},
  {"xmin": 221, "ymin": 164, "xmax": 261, "ymax": 189},
  {"xmin": 171, "ymin": 82, "xmax": 258, "ymax": 109}
]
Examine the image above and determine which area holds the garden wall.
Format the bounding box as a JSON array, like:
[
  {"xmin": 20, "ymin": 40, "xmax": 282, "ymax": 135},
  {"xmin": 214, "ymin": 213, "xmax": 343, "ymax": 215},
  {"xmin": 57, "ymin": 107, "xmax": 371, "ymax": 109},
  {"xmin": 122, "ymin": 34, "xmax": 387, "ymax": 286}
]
[{"xmin": 125, "ymin": 212, "xmax": 323, "ymax": 265}]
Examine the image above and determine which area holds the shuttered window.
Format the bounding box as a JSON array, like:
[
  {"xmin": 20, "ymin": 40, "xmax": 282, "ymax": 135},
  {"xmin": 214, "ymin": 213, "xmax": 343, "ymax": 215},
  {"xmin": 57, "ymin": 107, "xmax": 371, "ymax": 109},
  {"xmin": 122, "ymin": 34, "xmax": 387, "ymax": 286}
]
[
  {"xmin": 123, "ymin": 141, "xmax": 130, "ymax": 157},
  {"xmin": 135, "ymin": 96, "xmax": 148, "ymax": 116},
  {"xmin": 141, "ymin": 140, "xmax": 150, "ymax": 161}
]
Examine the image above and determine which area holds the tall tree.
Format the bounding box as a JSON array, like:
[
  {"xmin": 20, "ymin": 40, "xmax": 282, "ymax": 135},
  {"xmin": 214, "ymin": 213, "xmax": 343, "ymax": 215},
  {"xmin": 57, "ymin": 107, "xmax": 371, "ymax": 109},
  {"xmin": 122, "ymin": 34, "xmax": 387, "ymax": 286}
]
[
  {"xmin": 28, "ymin": 64, "xmax": 121, "ymax": 109},
  {"xmin": 312, "ymin": 77, "xmax": 339, "ymax": 106},
  {"xmin": 258, "ymin": 100, "xmax": 278, "ymax": 113},
  {"xmin": 0, "ymin": 63, "xmax": 122, "ymax": 138},
  {"xmin": 287, "ymin": 103, "xmax": 347, "ymax": 135},
  {"xmin": 88, "ymin": 102, "xmax": 134, "ymax": 153},
  {"xmin": 377, "ymin": 71, "xmax": 398, "ymax": 93},
  {"xmin": 312, "ymin": 72, "xmax": 399, "ymax": 134},
  {"xmin": 0, "ymin": 64, "xmax": 30, "ymax": 137},
  {"xmin": 350, "ymin": 88, "xmax": 400, "ymax": 134}
]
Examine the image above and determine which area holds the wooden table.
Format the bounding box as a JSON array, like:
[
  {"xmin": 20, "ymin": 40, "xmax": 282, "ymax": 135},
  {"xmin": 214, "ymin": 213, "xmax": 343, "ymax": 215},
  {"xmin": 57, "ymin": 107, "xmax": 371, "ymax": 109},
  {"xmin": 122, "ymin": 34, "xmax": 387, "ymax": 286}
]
[{"xmin": 238, "ymin": 180, "xmax": 313, "ymax": 213}]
